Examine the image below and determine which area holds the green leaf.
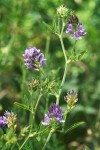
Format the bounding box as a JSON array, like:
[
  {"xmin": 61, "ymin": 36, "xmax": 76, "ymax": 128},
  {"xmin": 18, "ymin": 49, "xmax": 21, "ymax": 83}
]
[
  {"xmin": 52, "ymin": 16, "xmax": 59, "ymax": 33},
  {"xmin": 84, "ymin": 146, "xmax": 91, "ymax": 150},
  {"xmin": 42, "ymin": 21, "xmax": 56, "ymax": 33},
  {"xmin": 36, "ymin": 136, "xmax": 41, "ymax": 142},
  {"xmin": 78, "ymin": 50, "xmax": 87, "ymax": 60},
  {"xmin": 65, "ymin": 121, "xmax": 85, "ymax": 134},
  {"xmin": 14, "ymin": 102, "xmax": 31, "ymax": 112}
]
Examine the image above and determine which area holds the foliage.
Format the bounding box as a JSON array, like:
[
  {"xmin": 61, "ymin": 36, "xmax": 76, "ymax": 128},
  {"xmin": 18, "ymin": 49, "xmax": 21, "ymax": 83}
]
[{"xmin": 0, "ymin": 0, "xmax": 100, "ymax": 150}]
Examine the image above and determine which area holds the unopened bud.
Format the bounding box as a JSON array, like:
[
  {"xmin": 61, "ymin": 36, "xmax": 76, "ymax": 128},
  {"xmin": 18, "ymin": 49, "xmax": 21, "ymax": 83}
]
[
  {"xmin": 64, "ymin": 90, "xmax": 78, "ymax": 109},
  {"xmin": 57, "ymin": 5, "xmax": 68, "ymax": 18}
]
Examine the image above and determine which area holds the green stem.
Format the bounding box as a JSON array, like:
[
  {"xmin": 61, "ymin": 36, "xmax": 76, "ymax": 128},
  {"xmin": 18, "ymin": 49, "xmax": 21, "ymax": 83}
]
[
  {"xmin": 42, "ymin": 129, "xmax": 54, "ymax": 150},
  {"xmin": 73, "ymin": 40, "xmax": 77, "ymax": 56},
  {"xmin": 56, "ymin": 36, "xmax": 67, "ymax": 105},
  {"xmin": 45, "ymin": 36, "xmax": 50, "ymax": 57},
  {"xmin": 34, "ymin": 94, "xmax": 42, "ymax": 116},
  {"xmin": 60, "ymin": 36, "xmax": 67, "ymax": 62},
  {"xmin": 30, "ymin": 93, "xmax": 42, "ymax": 129},
  {"xmin": 45, "ymin": 94, "xmax": 49, "ymax": 113},
  {"xmin": 29, "ymin": 93, "xmax": 42, "ymax": 132},
  {"xmin": 61, "ymin": 20, "xmax": 65, "ymax": 36},
  {"xmin": 29, "ymin": 93, "xmax": 34, "ymax": 126},
  {"xmin": 37, "ymin": 126, "xmax": 49, "ymax": 135},
  {"xmin": 19, "ymin": 135, "xmax": 29, "ymax": 150},
  {"xmin": 21, "ymin": 94, "xmax": 42, "ymax": 150},
  {"xmin": 63, "ymin": 109, "xmax": 70, "ymax": 131},
  {"xmin": 58, "ymin": 17, "xmax": 61, "ymax": 34},
  {"xmin": 19, "ymin": 132, "xmax": 36, "ymax": 150}
]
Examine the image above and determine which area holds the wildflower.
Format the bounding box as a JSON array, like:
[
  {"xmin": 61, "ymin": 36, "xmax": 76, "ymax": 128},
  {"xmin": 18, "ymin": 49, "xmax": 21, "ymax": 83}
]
[
  {"xmin": 64, "ymin": 90, "xmax": 78, "ymax": 109},
  {"xmin": 0, "ymin": 116, "xmax": 7, "ymax": 128},
  {"xmin": 57, "ymin": 5, "xmax": 68, "ymax": 17},
  {"xmin": 4, "ymin": 110, "xmax": 16, "ymax": 127},
  {"xmin": 42, "ymin": 103, "xmax": 65, "ymax": 126},
  {"xmin": 23, "ymin": 47, "xmax": 46, "ymax": 71},
  {"xmin": 66, "ymin": 15, "xmax": 87, "ymax": 40}
]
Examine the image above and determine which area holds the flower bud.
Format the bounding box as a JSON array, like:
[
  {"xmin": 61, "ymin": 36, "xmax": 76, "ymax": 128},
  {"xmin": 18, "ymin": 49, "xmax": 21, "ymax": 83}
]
[
  {"xmin": 64, "ymin": 90, "xmax": 78, "ymax": 110},
  {"xmin": 69, "ymin": 14, "xmax": 79, "ymax": 24},
  {"xmin": 28, "ymin": 79, "xmax": 39, "ymax": 91},
  {"xmin": 57, "ymin": 5, "xmax": 68, "ymax": 18}
]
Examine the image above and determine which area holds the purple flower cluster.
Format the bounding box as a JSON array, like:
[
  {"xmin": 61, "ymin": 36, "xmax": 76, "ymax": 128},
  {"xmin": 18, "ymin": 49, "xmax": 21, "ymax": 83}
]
[
  {"xmin": 66, "ymin": 19, "xmax": 87, "ymax": 40},
  {"xmin": 0, "ymin": 110, "xmax": 16, "ymax": 128},
  {"xmin": 23, "ymin": 47, "xmax": 46, "ymax": 71},
  {"xmin": 42, "ymin": 103, "xmax": 65, "ymax": 126}
]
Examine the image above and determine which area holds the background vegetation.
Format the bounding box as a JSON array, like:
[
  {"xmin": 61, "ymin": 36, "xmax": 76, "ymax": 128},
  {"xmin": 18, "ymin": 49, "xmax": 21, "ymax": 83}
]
[{"xmin": 0, "ymin": 0, "xmax": 100, "ymax": 149}]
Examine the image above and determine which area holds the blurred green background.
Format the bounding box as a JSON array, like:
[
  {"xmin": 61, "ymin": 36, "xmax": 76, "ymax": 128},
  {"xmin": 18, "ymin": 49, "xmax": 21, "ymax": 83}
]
[{"xmin": 0, "ymin": 0, "xmax": 100, "ymax": 149}]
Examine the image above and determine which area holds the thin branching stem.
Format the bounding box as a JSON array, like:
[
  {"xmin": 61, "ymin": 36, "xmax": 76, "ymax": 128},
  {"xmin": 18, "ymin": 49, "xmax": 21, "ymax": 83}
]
[
  {"xmin": 31, "ymin": 93, "xmax": 42, "ymax": 130},
  {"xmin": 56, "ymin": 36, "xmax": 68, "ymax": 105},
  {"xmin": 42, "ymin": 129, "xmax": 54, "ymax": 150},
  {"xmin": 56, "ymin": 18, "xmax": 68, "ymax": 105},
  {"xmin": 34, "ymin": 93, "xmax": 42, "ymax": 115},
  {"xmin": 19, "ymin": 135, "xmax": 29, "ymax": 150},
  {"xmin": 19, "ymin": 93, "xmax": 42, "ymax": 150},
  {"xmin": 73, "ymin": 40, "xmax": 77, "ymax": 56},
  {"xmin": 63, "ymin": 109, "xmax": 70, "ymax": 131},
  {"xmin": 45, "ymin": 36, "xmax": 50, "ymax": 57}
]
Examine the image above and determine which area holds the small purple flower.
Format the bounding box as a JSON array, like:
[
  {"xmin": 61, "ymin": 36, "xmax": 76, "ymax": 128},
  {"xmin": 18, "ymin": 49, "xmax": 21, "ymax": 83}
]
[
  {"xmin": 78, "ymin": 22, "xmax": 87, "ymax": 36},
  {"xmin": 0, "ymin": 116, "xmax": 7, "ymax": 128},
  {"xmin": 42, "ymin": 103, "xmax": 65, "ymax": 126},
  {"xmin": 4, "ymin": 110, "xmax": 13, "ymax": 117},
  {"xmin": 66, "ymin": 22, "xmax": 73, "ymax": 34},
  {"xmin": 73, "ymin": 31, "xmax": 82, "ymax": 40},
  {"xmin": 66, "ymin": 16, "xmax": 87, "ymax": 40},
  {"xmin": 42, "ymin": 114, "xmax": 50, "ymax": 126},
  {"xmin": 23, "ymin": 47, "xmax": 46, "ymax": 71}
]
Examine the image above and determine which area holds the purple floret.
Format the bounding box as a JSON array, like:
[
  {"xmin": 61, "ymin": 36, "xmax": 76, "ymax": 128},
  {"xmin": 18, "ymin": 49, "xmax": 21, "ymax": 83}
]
[
  {"xmin": 77, "ymin": 22, "xmax": 87, "ymax": 36},
  {"xmin": 42, "ymin": 114, "xmax": 50, "ymax": 126},
  {"xmin": 4, "ymin": 110, "xmax": 15, "ymax": 118},
  {"xmin": 42, "ymin": 103, "xmax": 65, "ymax": 126},
  {"xmin": 0, "ymin": 116, "xmax": 7, "ymax": 128},
  {"xmin": 23, "ymin": 47, "xmax": 46, "ymax": 70},
  {"xmin": 66, "ymin": 22, "xmax": 73, "ymax": 34},
  {"xmin": 73, "ymin": 31, "xmax": 82, "ymax": 40}
]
